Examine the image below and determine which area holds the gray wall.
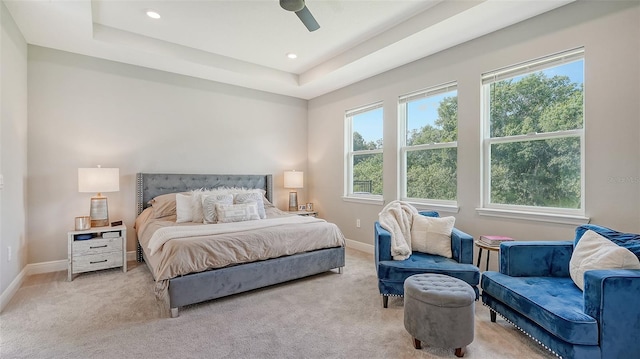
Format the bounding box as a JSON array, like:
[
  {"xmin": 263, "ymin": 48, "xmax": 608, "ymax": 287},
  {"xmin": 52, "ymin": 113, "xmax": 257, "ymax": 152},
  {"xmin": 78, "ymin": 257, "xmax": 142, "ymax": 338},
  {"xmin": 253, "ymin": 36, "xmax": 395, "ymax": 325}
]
[
  {"xmin": 308, "ymin": 1, "xmax": 640, "ymax": 266},
  {"xmin": 0, "ymin": 2, "xmax": 28, "ymax": 298},
  {"xmin": 27, "ymin": 47, "xmax": 308, "ymax": 264}
]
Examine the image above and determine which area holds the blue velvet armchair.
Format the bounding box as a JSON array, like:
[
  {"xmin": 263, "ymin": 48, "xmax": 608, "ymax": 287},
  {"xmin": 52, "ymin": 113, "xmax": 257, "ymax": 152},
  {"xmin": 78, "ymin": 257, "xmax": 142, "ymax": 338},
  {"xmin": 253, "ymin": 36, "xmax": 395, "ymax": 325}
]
[
  {"xmin": 481, "ymin": 224, "xmax": 640, "ymax": 359},
  {"xmin": 374, "ymin": 211, "xmax": 480, "ymax": 308}
]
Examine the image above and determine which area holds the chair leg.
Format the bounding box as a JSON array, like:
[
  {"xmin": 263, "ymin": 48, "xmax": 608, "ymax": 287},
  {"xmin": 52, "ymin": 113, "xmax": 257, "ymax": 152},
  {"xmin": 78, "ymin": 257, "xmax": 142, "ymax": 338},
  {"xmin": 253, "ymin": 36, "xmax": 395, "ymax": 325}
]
[
  {"xmin": 490, "ymin": 310, "xmax": 496, "ymax": 322},
  {"xmin": 382, "ymin": 295, "xmax": 388, "ymax": 308},
  {"xmin": 455, "ymin": 346, "xmax": 466, "ymax": 357},
  {"xmin": 413, "ymin": 338, "xmax": 422, "ymax": 349}
]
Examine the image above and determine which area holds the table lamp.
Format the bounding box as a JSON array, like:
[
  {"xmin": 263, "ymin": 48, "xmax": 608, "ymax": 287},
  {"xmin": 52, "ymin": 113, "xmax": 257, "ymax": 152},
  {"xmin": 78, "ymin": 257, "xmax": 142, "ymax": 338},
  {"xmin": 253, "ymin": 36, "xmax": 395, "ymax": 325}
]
[
  {"xmin": 78, "ymin": 166, "xmax": 119, "ymax": 227},
  {"xmin": 284, "ymin": 170, "xmax": 303, "ymax": 211}
]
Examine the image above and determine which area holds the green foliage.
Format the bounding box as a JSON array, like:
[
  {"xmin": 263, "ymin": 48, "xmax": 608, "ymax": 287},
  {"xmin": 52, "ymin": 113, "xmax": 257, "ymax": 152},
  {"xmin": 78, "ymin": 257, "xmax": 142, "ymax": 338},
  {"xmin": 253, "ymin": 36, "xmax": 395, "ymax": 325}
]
[
  {"xmin": 489, "ymin": 72, "xmax": 583, "ymax": 208},
  {"xmin": 407, "ymin": 148, "xmax": 456, "ymax": 200},
  {"xmin": 353, "ymin": 132, "xmax": 381, "ymax": 151},
  {"xmin": 353, "ymin": 153, "xmax": 383, "ymax": 195}
]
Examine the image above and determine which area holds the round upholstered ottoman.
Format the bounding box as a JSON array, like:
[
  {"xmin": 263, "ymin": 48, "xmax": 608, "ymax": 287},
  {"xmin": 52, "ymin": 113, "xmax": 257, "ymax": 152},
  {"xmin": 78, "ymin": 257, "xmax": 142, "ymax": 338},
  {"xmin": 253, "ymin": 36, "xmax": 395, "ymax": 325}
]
[{"xmin": 403, "ymin": 273, "xmax": 475, "ymax": 357}]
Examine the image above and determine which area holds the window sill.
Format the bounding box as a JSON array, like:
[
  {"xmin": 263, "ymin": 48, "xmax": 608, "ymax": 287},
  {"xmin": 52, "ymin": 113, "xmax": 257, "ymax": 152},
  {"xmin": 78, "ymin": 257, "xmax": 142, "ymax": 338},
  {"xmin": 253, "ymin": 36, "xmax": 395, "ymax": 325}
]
[
  {"xmin": 342, "ymin": 196, "xmax": 384, "ymax": 206},
  {"xmin": 407, "ymin": 201, "xmax": 460, "ymax": 214},
  {"xmin": 476, "ymin": 207, "xmax": 590, "ymax": 225}
]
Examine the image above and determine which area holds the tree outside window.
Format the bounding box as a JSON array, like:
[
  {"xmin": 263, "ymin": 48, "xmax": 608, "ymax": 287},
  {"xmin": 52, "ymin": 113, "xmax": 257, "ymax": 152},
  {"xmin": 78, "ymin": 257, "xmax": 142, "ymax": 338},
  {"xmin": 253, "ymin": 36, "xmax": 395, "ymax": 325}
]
[
  {"xmin": 483, "ymin": 49, "xmax": 584, "ymax": 212},
  {"xmin": 400, "ymin": 83, "xmax": 458, "ymax": 203},
  {"xmin": 346, "ymin": 104, "xmax": 383, "ymax": 197}
]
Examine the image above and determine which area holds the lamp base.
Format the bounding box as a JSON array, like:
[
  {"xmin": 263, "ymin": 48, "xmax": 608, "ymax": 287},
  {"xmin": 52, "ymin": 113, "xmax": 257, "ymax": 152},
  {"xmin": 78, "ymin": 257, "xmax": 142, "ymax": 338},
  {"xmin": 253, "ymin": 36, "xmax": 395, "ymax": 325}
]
[
  {"xmin": 288, "ymin": 191, "xmax": 298, "ymax": 212},
  {"xmin": 89, "ymin": 196, "xmax": 109, "ymax": 227}
]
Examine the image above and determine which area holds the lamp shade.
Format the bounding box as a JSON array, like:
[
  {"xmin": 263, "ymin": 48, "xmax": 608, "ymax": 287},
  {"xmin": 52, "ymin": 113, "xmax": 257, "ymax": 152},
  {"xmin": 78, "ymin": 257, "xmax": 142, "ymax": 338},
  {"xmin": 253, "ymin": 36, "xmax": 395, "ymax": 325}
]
[
  {"xmin": 284, "ymin": 170, "xmax": 303, "ymax": 189},
  {"xmin": 78, "ymin": 167, "xmax": 120, "ymax": 193}
]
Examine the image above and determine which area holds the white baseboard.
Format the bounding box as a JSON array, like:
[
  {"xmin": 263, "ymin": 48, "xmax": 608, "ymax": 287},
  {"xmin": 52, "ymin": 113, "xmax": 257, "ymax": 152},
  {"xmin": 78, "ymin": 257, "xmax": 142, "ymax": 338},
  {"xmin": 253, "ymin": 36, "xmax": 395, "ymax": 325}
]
[
  {"xmin": 0, "ymin": 267, "xmax": 27, "ymax": 313},
  {"xmin": 345, "ymin": 238, "xmax": 374, "ymax": 254},
  {"xmin": 26, "ymin": 259, "xmax": 67, "ymax": 276}
]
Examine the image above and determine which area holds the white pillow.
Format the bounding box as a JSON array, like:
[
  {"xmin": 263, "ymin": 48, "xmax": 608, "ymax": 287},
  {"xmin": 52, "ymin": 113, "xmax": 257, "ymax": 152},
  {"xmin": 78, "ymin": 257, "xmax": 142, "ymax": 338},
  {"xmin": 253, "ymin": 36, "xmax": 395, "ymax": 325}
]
[
  {"xmin": 410, "ymin": 214, "xmax": 455, "ymax": 258},
  {"xmin": 201, "ymin": 193, "xmax": 234, "ymax": 224},
  {"xmin": 569, "ymin": 230, "xmax": 640, "ymax": 291},
  {"xmin": 175, "ymin": 193, "xmax": 193, "ymax": 223},
  {"xmin": 234, "ymin": 192, "xmax": 266, "ymax": 219},
  {"xmin": 216, "ymin": 202, "xmax": 260, "ymax": 223},
  {"xmin": 189, "ymin": 189, "xmax": 207, "ymax": 223}
]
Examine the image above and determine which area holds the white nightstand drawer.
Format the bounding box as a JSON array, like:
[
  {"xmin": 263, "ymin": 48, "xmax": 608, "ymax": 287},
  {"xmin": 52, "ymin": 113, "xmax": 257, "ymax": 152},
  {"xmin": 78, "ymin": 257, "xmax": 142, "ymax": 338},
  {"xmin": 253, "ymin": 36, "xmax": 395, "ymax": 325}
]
[
  {"xmin": 73, "ymin": 237, "xmax": 123, "ymax": 256},
  {"xmin": 72, "ymin": 251, "xmax": 123, "ymax": 274}
]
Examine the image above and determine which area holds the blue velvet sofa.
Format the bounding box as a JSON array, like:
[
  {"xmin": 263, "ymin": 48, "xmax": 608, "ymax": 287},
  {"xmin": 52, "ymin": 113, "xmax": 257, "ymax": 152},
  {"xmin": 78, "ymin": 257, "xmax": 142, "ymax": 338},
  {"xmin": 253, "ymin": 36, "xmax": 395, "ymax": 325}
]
[
  {"xmin": 481, "ymin": 224, "xmax": 640, "ymax": 359},
  {"xmin": 375, "ymin": 211, "xmax": 480, "ymax": 308}
]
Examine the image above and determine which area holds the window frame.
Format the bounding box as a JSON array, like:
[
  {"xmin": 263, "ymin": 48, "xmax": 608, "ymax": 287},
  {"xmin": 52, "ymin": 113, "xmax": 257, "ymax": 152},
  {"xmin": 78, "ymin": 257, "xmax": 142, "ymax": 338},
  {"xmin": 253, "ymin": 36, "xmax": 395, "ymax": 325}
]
[
  {"xmin": 478, "ymin": 48, "xmax": 588, "ymax": 224},
  {"xmin": 344, "ymin": 102, "xmax": 384, "ymax": 203},
  {"xmin": 398, "ymin": 82, "xmax": 459, "ymax": 211}
]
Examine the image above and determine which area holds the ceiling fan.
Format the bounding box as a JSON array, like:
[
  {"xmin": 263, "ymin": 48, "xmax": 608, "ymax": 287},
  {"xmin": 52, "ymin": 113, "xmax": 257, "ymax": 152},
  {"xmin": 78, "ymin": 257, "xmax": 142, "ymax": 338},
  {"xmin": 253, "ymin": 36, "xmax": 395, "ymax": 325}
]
[{"xmin": 280, "ymin": 0, "xmax": 320, "ymax": 32}]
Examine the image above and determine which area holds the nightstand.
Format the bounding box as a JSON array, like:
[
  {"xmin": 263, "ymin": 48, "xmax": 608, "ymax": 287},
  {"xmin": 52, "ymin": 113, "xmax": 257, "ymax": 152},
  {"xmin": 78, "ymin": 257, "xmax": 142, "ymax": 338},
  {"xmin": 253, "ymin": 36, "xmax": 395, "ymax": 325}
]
[
  {"xmin": 67, "ymin": 224, "xmax": 127, "ymax": 281},
  {"xmin": 289, "ymin": 210, "xmax": 319, "ymax": 217}
]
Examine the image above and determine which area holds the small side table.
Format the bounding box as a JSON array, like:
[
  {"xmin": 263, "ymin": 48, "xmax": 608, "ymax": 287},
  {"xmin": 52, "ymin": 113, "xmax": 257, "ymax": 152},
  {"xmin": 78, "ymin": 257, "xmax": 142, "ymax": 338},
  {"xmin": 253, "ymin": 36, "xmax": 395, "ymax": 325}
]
[
  {"xmin": 474, "ymin": 239, "xmax": 500, "ymax": 271},
  {"xmin": 68, "ymin": 224, "xmax": 127, "ymax": 281},
  {"xmin": 289, "ymin": 210, "xmax": 318, "ymax": 217}
]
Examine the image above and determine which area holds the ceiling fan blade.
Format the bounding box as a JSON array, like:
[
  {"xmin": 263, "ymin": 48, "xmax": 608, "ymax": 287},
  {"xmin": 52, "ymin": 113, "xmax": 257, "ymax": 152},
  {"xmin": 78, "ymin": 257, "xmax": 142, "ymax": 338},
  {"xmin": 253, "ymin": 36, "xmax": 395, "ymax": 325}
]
[{"xmin": 295, "ymin": 6, "xmax": 320, "ymax": 32}]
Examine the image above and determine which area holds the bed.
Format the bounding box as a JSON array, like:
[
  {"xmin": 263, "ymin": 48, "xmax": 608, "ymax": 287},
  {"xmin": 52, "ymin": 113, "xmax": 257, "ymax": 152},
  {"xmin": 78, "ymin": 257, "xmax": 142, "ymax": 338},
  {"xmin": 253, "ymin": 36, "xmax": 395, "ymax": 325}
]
[{"xmin": 135, "ymin": 173, "xmax": 346, "ymax": 317}]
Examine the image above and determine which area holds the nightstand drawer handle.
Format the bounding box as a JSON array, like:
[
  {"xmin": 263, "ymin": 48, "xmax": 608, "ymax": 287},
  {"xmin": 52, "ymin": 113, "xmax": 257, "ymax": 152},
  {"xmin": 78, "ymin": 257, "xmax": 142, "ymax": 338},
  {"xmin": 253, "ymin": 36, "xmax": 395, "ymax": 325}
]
[
  {"xmin": 90, "ymin": 259, "xmax": 108, "ymax": 264},
  {"xmin": 90, "ymin": 245, "xmax": 108, "ymax": 249}
]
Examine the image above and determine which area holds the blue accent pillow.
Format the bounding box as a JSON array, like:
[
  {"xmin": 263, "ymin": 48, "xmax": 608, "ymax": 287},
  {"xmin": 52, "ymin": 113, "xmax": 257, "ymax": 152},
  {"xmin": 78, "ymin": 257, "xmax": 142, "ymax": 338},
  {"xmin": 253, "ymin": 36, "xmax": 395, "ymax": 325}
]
[{"xmin": 576, "ymin": 224, "xmax": 640, "ymax": 261}]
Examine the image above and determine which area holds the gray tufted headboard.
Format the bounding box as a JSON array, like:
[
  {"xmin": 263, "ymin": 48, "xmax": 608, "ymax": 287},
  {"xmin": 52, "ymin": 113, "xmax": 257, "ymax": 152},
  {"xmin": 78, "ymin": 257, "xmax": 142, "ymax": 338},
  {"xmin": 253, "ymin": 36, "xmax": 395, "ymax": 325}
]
[{"xmin": 136, "ymin": 173, "xmax": 273, "ymax": 215}]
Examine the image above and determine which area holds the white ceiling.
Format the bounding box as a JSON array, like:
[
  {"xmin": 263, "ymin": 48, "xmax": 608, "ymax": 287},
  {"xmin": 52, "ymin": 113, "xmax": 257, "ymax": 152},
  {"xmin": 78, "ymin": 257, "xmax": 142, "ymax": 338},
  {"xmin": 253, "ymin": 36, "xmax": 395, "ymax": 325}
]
[{"xmin": 5, "ymin": 0, "xmax": 574, "ymax": 99}]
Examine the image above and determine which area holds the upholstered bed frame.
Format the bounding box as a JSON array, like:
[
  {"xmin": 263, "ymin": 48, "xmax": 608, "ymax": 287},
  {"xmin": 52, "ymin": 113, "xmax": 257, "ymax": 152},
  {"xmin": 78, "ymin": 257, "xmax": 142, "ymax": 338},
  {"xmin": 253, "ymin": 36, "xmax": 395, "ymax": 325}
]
[{"xmin": 135, "ymin": 173, "xmax": 345, "ymax": 318}]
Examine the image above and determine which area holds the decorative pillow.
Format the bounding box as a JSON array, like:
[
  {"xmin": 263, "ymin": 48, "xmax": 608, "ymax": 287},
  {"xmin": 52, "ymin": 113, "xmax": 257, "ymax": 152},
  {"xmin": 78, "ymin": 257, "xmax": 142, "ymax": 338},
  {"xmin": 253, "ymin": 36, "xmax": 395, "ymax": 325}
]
[
  {"xmin": 189, "ymin": 189, "xmax": 207, "ymax": 223},
  {"xmin": 148, "ymin": 193, "xmax": 177, "ymax": 218},
  {"xmin": 201, "ymin": 193, "xmax": 234, "ymax": 224},
  {"xmin": 410, "ymin": 214, "xmax": 455, "ymax": 258},
  {"xmin": 234, "ymin": 192, "xmax": 266, "ymax": 219},
  {"xmin": 215, "ymin": 202, "xmax": 260, "ymax": 223},
  {"xmin": 190, "ymin": 187, "xmax": 266, "ymax": 223},
  {"xmin": 569, "ymin": 230, "xmax": 640, "ymax": 291},
  {"xmin": 175, "ymin": 193, "xmax": 193, "ymax": 223}
]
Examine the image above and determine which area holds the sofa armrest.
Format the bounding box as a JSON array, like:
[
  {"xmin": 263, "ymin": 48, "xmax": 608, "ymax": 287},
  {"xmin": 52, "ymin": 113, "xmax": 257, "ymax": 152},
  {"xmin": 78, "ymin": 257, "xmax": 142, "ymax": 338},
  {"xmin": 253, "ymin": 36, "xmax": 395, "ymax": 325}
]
[
  {"xmin": 374, "ymin": 222, "xmax": 392, "ymax": 264},
  {"xmin": 499, "ymin": 241, "xmax": 573, "ymax": 277},
  {"xmin": 583, "ymin": 269, "xmax": 640, "ymax": 357},
  {"xmin": 451, "ymin": 228, "xmax": 474, "ymax": 264}
]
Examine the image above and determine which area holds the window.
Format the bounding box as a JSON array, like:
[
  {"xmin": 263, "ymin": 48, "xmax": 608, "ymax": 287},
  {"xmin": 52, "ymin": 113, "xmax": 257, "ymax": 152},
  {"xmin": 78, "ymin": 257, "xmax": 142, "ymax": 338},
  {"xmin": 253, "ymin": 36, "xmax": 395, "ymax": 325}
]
[
  {"xmin": 481, "ymin": 48, "xmax": 585, "ymax": 217},
  {"xmin": 399, "ymin": 82, "xmax": 458, "ymax": 204},
  {"xmin": 345, "ymin": 103, "xmax": 383, "ymax": 199}
]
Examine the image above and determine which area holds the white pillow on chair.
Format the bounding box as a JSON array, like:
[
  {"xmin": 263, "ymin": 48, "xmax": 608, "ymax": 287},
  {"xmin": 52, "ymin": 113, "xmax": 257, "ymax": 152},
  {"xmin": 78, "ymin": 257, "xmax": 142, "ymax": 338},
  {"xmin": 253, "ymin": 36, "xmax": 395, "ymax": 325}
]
[
  {"xmin": 569, "ymin": 230, "xmax": 640, "ymax": 291},
  {"xmin": 411, "ymin": 214, "xmax": 455, "ymax": 258}
]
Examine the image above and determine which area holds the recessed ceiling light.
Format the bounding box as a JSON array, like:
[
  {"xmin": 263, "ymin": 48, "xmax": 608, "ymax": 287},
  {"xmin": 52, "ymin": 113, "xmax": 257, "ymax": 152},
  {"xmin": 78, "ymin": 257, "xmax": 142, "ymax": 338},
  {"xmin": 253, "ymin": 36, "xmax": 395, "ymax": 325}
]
[
  {"xmin": 146, "ymin": 10, "xmax": 161, "ymax": 19},
  {"xmin": 287, "ymin": 53, "xmax": 298, "ymax": 59}
]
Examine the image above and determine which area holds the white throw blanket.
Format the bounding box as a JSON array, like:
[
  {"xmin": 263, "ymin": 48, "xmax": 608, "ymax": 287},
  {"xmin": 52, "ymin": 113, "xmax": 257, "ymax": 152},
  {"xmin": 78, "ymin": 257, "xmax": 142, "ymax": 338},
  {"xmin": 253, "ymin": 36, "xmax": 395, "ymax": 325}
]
[
  {"xmin": 378, "ymin": 200, "xmax": 418, "ymax": 260},
  {"xmin": 148, "ymin": 216, "xmax": 324, "ymax": 255}
]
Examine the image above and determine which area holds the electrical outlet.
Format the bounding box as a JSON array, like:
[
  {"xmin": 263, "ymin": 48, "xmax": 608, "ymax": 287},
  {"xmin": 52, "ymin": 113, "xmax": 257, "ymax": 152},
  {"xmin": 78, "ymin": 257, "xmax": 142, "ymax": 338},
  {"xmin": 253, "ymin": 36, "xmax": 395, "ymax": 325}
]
[
  {"xmin": 7, "ymin": 246, "xmax": 12, "ymax": 261},
  {"xmin": 356, "ymin": 219, "xmax": 361, "ymax": 228}
]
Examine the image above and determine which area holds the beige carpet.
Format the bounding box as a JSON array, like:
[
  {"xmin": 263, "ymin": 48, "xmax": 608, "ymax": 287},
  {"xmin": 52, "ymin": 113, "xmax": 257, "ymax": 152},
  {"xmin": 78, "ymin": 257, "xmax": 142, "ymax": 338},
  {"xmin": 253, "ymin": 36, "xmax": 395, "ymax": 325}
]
[{"xmin": 0, "ymin": 248, "xmax": 554, "ymax": 359}]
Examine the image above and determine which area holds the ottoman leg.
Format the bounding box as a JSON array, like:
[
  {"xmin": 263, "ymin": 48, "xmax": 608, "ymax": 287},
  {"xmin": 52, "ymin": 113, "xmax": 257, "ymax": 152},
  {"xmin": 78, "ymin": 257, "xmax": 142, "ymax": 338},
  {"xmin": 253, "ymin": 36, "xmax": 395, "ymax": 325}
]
[
  {"xmin": 490, "ymin": 310, "xmax": 497, "ymax": 322},
  {"xmin": 455, "ymin": 346, "xmax": 466, "ymax": 357},
  {"xmin": 382, "ymin": 295, "xmax": 388, "ymax": 308},
  {"xmin": 413, "ymin": 338, "xmax": 422, "ymax": 349}
]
